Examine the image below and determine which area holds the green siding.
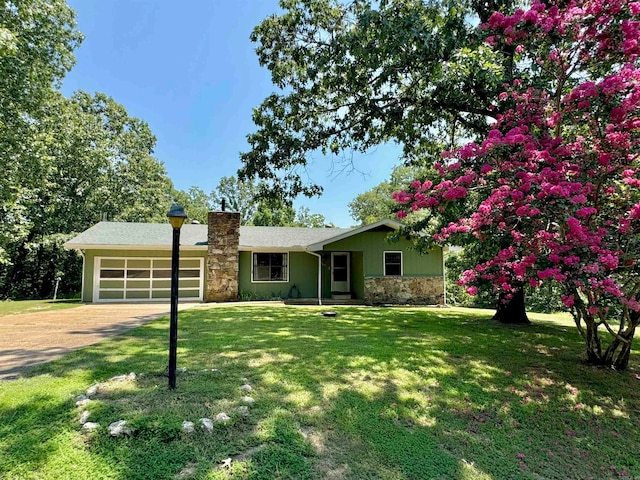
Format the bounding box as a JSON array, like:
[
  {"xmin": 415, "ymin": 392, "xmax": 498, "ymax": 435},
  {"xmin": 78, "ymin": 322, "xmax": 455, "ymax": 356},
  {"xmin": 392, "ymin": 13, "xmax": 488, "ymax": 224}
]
[
  {"xmin": 83, "ymin": 248, "xmax": 206, "ymax": 302},
  {"xmin": 322, "ymin": 231, "xmax": 442, "ymax": 277},
  {"xmin": 238, "ymin": 251, "xmax": 319, "ymax": 300}
]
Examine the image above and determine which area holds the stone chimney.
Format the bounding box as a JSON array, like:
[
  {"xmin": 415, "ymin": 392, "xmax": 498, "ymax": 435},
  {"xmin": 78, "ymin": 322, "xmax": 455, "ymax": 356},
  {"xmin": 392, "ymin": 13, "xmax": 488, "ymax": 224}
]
[{"xmin": 205, "ymin": 211, "xmax": 240, "ymax": 302}]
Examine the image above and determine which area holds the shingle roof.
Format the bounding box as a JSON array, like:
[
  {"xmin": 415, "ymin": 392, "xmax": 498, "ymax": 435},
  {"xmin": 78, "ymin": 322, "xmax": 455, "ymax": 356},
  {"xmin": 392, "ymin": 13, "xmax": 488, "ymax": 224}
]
[
  {"xmin": 65, "ymin": 222, "xmax": 208, "ymax": 248},
  {"xmin": 239, "ymin": 226, "xmax": 352, "ymax": 248},
  {"xmin": 65, "ymin": 222, "xmax": 354, "ymax": 250}
]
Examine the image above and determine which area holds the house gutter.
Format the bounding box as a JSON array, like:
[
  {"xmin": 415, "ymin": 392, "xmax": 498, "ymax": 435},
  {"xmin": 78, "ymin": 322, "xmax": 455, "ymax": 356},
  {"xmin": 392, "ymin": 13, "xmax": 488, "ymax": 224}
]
[
  {"xmin": 306, "ymin": 250, "xmax": 323, "ymax": 306},
  {"xmin": 442, "ymin": 246, "xmax": 448, "ymax": 306},
  {"xmin": 80, "ymin": 249, "xmax": 86, "ymax": 303}
]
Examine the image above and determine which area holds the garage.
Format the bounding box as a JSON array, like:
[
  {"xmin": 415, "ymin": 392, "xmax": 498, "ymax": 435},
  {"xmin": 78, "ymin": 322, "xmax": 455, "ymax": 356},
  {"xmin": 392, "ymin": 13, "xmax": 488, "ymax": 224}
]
[{"xmin": 93, "ymin": 256, "xmax": 204, "ymax": 302}]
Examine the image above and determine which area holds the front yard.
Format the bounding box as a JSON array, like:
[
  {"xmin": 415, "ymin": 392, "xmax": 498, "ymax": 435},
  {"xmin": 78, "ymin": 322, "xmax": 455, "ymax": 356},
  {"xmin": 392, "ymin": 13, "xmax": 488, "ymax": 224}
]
[{"xmin": 1, "ymin": 305, "xmax": 638, "ymax": 479}]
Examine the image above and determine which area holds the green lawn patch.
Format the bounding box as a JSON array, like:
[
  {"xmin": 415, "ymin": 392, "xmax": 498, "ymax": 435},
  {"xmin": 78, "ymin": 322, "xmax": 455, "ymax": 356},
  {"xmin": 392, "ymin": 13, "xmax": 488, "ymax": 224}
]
[
  {"xmin": 0, "ymin": 299, "xmax": 81, "ymax": 317},
  {"xmin": 1, "ymin": 305, "xmax": 638, "ymax": 479}
]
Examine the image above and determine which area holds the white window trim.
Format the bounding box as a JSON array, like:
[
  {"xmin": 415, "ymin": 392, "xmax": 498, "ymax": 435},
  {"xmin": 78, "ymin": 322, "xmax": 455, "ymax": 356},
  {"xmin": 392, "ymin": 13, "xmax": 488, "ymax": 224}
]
[
  {"xmin": 251, "ymin": 251, "xmax": 290, "ymax": 283},
  {"xmin": 383, "ymin": 251, "xmax": 403, "ymax": 277},
  {"xmin": 93, "ymin": 256, "xmax": 204, "ymax": 302}
]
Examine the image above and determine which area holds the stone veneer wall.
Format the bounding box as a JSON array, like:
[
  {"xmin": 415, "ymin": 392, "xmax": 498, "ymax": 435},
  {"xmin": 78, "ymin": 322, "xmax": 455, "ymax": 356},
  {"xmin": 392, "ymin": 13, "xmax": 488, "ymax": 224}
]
[
  {"xmin": 363, "ymin": 276, "xmax": 445, "ymax": 305},
  {"xmin": 206, "ymin": 211, "xmax": 240, "ymax": 302}
]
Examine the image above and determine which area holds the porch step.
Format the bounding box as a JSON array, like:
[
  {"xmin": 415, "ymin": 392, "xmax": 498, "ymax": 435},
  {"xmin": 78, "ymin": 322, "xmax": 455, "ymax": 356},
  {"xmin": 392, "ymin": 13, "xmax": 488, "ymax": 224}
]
[
  {"xmin": 331, "ymin": 293, "xmax": 352, "ymax": 300},
  {"xmin": 284, "ymin": 298, "xmax": 365, "ymax": 305}
]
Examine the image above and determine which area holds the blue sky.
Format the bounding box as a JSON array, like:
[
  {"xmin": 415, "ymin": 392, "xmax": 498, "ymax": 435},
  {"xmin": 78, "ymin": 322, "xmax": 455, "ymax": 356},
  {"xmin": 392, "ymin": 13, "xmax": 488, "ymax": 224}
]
[{"xmin": 61, "ymin": 0, "xmax": 402, "ymax": 227}]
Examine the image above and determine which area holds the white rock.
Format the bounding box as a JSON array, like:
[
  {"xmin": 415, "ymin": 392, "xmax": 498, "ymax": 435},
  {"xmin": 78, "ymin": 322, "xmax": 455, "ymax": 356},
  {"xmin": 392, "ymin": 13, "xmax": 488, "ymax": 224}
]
[
  {"xmin": 127, "ymin": 372, "xmax": 136, "ymax": 380},
  {"xmin": 177, "ymin": 367, "xmax": 187, "ymax": 373},
  {"xmin": 236, "ymin": 406, "xmax": 249, "ymax": 417},
  {"xmin": 79, "ymin": 410, "xmax": 90, "ymax": 425},
  {"xmin": 211, "ymin": 368, "xmax": 219, "ymax": 372},
  {"xmin": 109, "ymin": 374, "xmax": 127, "ymax": 382},
  {"xmin": 241, "ymin": 396, "xmax": 255, "ymax": 404},
  {"xmin": 182, "ymin": 421, "xmax": 195, "ymax": 433},
  {"xmin": 76, "ymin": 398, "xmax": 91, "ymax": 408},
  {"xmin": 240, "ymin": 384, "xmax": 252, "ymax": 392},
  {"xmin": 86, "ymin": 384, "xmax": 100, "ymax": 396},
  {"xmin": 82, "ymin": 422, "xmax": 100, "ymax": 433},
  {"xmin": 200, "ymin": 418, "xmax": 214, "ymax": 433},
  {"xmin": 108, "ymin": 420, "xmax": 131, "ymax": 437},
  {"xmin": 215, "ymin": 412, "xmax": 231, "ymax": 423}
]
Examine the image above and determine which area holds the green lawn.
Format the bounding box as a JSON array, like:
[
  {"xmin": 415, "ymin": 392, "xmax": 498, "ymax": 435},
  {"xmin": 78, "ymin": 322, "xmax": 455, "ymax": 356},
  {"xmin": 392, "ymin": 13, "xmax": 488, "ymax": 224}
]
[
  {"xmin": 0, "ymin": 299, "xmax": 80, "ymax": 317},
  {"xmin": 1, "ymin": 305, "xmax": 638, "ymax": 479}
]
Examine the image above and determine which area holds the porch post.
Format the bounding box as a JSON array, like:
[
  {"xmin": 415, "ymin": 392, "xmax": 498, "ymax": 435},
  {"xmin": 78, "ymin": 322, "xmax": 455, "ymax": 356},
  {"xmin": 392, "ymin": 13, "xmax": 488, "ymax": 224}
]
[
  {"xmin": 307, "ymin": 250, "xmax": 322, "ymax": 305},
  {"xmin": 317, "ymin": 254, "xmax": 322, "ymax": 305}
]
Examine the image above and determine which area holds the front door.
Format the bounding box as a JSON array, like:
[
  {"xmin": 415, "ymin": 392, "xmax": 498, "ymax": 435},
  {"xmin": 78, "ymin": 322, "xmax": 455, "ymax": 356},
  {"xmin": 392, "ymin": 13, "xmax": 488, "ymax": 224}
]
[{"xmin": 330, "ymin": 252, "xmax": 350, "ymax": 293}]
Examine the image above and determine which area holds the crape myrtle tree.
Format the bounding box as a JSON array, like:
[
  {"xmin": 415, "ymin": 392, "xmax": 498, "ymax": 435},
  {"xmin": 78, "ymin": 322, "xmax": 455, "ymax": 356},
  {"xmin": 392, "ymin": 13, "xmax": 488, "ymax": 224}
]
[{"xmin": 394, "ymin": 0, "xmax": 640, "ymax": 369}]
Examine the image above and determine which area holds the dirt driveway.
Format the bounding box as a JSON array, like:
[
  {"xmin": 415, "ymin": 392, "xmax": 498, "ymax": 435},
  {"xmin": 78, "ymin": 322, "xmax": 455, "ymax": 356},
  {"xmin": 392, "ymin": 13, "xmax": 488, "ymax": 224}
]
[{"xmin": 0, "ymin": 303, "xmax": 195, "ymax": 381}]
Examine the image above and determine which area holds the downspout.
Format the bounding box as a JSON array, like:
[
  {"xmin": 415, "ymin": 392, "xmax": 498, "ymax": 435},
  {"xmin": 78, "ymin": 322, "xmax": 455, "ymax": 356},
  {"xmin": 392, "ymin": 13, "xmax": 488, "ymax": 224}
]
[
  {"xmin": 80, "ymin": 249, "xmax": 86, "ymax": 303},
  {"xmin": 307, "ymin": 250, "xmax": 323, "ymax": 306},
  {"xmin": 442, "ymin": 246, "xmax": 447, "ymax": 306}
]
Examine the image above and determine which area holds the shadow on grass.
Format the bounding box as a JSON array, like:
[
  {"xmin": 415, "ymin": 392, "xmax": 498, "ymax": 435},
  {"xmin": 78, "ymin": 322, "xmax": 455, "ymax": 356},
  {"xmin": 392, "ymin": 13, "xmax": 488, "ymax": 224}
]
[{"xmin": 1, "ymin": 305, "xmax": 638, "ymax": 479}]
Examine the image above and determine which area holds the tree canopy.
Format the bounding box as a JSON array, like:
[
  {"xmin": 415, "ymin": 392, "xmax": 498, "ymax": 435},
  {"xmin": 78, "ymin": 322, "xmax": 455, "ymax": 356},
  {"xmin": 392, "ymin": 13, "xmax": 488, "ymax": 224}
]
[
  {"xmin": 0, "ymin": 91, "xmax": 174, "ymax": 299},
  {"xmin": 240, "ymin": 0, "xmax": 516, "ymax": 201},
  {"xmin": 1, "ymin": 0, "xmax": 83, "ymax": 265}
]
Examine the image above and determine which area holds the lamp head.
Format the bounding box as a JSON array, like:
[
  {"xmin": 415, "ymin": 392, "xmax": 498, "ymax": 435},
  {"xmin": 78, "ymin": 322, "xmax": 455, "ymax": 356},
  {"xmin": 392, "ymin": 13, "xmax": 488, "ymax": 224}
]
[{"xmin": 166, "ymin": 204, "xmax": 187, "ymax": 229}]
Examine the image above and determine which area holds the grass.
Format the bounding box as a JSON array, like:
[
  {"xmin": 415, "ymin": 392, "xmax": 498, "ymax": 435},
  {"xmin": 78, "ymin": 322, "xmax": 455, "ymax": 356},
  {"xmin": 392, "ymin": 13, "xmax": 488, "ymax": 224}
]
[
  {"xmin": 1, "ymin": 305, "xmax": 639, "ymax": 479},
  {"xmin": 0, "ymin": 299, "xmax": 81, "ymax": 317}
]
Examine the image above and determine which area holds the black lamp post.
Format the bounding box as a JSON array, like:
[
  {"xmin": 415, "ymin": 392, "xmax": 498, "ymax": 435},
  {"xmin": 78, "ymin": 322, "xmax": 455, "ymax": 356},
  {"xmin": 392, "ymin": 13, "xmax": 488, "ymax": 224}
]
[{"xmin": 166, "ymin": 204, "xmax": 187, "ymax": 389}]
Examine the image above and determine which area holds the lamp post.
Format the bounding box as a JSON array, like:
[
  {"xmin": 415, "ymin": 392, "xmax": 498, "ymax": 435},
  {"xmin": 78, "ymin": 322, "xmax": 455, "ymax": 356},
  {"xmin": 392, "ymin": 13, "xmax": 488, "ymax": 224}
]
[{"xmin": 166, "ymin": 204, "xmax": 187, "ymax": 389}]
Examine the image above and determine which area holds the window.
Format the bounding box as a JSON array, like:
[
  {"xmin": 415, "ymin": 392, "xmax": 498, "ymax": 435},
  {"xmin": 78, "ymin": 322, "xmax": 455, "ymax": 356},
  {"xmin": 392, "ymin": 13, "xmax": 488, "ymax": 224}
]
[
  {"xmin": 384, "ymin": 251, "xmax": 402, "ymax": 276},
  {"xmin": 252, "ymin": 253, "xmax": 288, "ymax": 282}
]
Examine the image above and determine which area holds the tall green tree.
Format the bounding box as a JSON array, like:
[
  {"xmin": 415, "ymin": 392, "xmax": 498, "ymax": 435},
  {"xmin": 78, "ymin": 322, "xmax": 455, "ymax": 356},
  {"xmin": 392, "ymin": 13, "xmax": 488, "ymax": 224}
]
[
  {"xmin": 1, "ymin": 0, "xmax": 83, "ymax": 264},
  {"xmin": 348, "ymin": 165, "xmax": 425, "ymax": 225},
  {"xmin": 0, "ymin": 91, "xmax": 174, "ymax": 299},
  {"xmin": 240, "ymin": 0, "xmax": 532, "ymax": 319},
  {"xmin": 209, "ymin": 176, "xmax": 261, "ymax": 225},
  {"xmin": 240, "ymin": 0, "xmax": 514, "ymax": 201},
  {"xmin": 171, "ymin": 186, "xmax": 213, "ymax": 224},
  {"xmin": 293, "ymin": 206, "xmax": 326, "ymax": 228}
]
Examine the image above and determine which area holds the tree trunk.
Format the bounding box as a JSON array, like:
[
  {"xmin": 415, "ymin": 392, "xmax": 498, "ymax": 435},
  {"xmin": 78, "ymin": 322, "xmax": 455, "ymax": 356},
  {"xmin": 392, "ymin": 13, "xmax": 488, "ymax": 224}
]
[
  {"xmin": 602, "ymin": 326, "xmax": 636, "ymax": 371},
  {"xmin": 584, "ymin": 318, "xmax": 603, "ymax": 364},
  {"xmin": 577, "ymin": 307, "xmax": 636, "ymax": 371},
  {"xmin": 493, "ymin": 287, "xmax": 530, "ymax": 324}
]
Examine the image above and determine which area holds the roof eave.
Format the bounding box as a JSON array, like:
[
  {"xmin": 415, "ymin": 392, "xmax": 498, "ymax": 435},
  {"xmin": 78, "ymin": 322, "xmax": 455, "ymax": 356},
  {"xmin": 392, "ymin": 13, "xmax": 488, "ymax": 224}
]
[
  {"xmin": 64, "ymin": 244, "xmax": 208, "ymax": 251},
  {"xmin": 239, "ymin": 246, "xmax": 308, "ymax": 252},
  {"xmin": 307, "ymin": 219, "xmax": 401, "ymax": 251}
]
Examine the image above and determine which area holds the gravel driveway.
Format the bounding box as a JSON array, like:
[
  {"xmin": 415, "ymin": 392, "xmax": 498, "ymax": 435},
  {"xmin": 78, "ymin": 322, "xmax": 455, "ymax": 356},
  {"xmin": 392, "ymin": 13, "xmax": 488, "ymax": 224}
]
[{"xmin": 0, "ymin": 303, "xmax": 195, "ymax": 380}]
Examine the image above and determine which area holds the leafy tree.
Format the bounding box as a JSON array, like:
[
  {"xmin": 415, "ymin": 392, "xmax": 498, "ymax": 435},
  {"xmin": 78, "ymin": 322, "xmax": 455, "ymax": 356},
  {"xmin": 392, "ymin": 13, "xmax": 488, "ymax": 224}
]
[
  {"xmin": 251, "ymin": 198, "xmax": 296, "ymax": 226},
  {"xmin": 0, "ymin": 91, "xmax": 174, "ymax": 299},
  {"xmin": 349, "ymin": 165, "xmax": 426, "ymax": 224},
  {"xmin": 171, "ymin": 186, "xmax": 213, "ymax": 224},
  {"xmin": 293, "ymin": 206, "xmax": 326, "ymax": 228},
  {"xmin": 395, "ymin": 0, "xmax": 640, "ymax": 368},
  {"xmin": 210, "ymin": 176, "xmax": 260, "ymax": 225},
  {"xmin": 209, "ymin": 176, "xmax": 328, "ymax": 227},
  {"xmin": 1, "ymin": 0, "xmax": 82, "ymax": 264},
  {"xmin": 243, "ymin": 0, "xmax": 537, "ymax": 319},
  {"xmin": 240, "ymin": 0, "xmax": 515, "ymax": 201}
]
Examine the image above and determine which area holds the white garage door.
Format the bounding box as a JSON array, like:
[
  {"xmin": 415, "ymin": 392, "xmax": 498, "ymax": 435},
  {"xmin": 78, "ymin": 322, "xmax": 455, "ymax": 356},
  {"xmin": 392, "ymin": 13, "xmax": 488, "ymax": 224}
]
[{"xmin": 93, "ymin": 257, "xmax": 204, "ymax": 302}]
